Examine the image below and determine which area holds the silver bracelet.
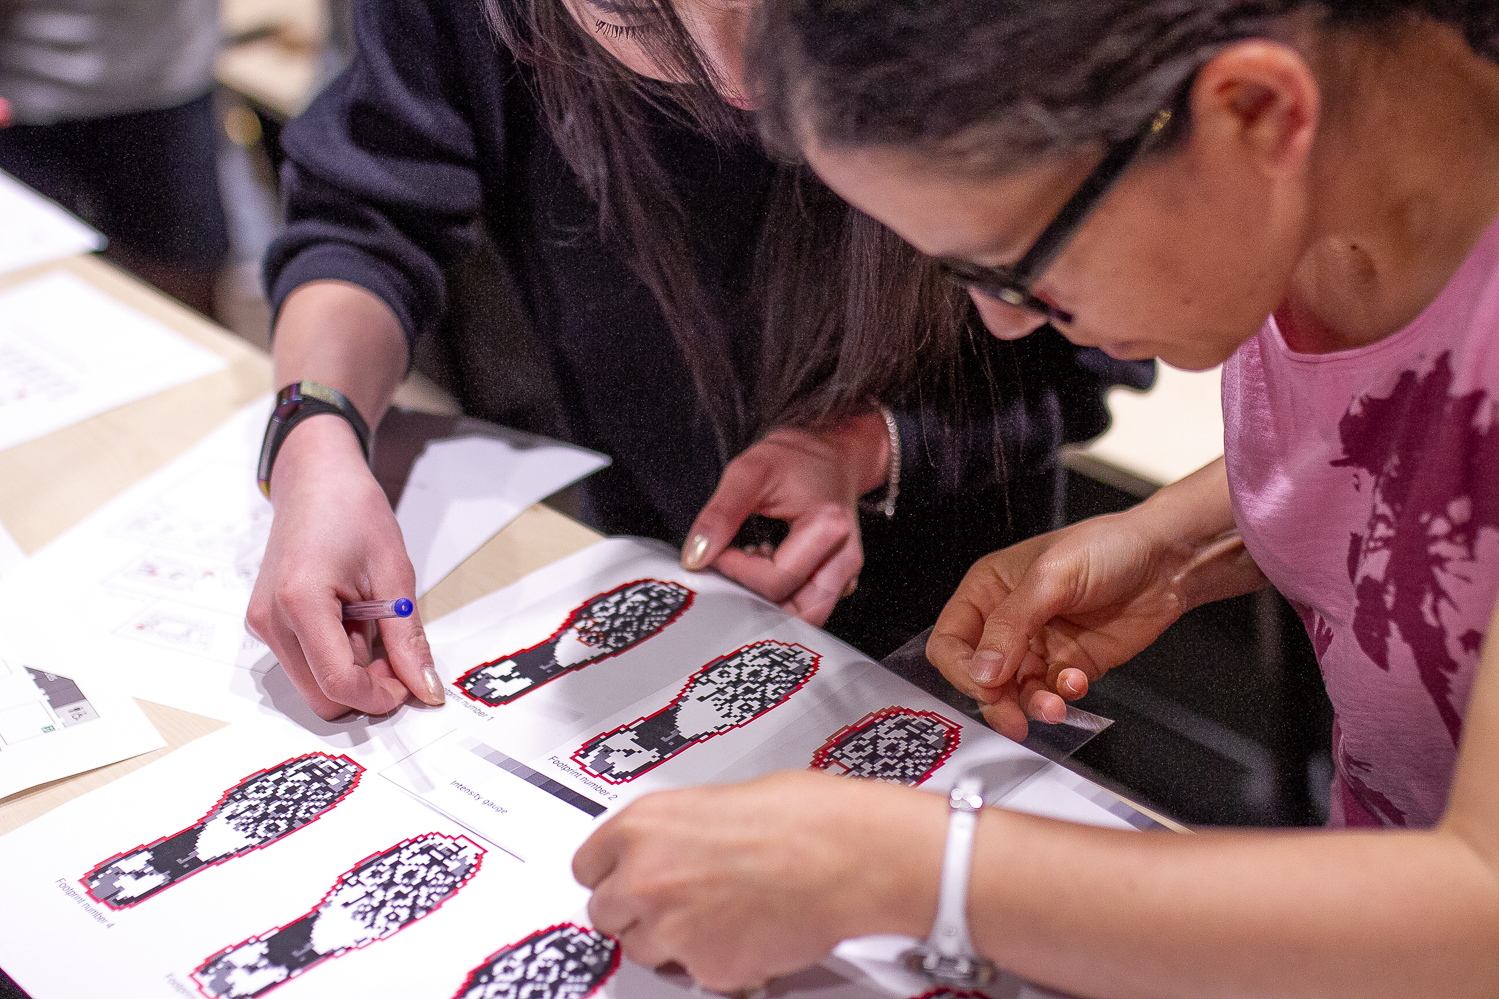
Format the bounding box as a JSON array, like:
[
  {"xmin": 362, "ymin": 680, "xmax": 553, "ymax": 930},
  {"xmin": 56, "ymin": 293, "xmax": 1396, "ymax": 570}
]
[
  {"xmin": 858, "ymin": 404, "xmax": 901, "ymax": 520},
  {"xmin": 903, "ymin": 776, "xmax": 998, "ymax": 986}
]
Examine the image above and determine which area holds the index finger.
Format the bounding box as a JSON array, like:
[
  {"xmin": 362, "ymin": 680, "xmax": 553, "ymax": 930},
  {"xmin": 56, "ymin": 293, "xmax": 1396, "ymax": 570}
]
[{"xmin": 683, "ymin": 460, "xmax": 765, "ymax": 571}]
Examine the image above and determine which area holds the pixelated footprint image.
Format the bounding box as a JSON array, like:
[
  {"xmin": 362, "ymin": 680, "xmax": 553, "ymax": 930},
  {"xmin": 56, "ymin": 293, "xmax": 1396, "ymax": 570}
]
[
  {"xmin": 574, "ymin": 640, "xmax": 820, "ymax": 784},
  {"xmin": 809, "ymin": 707, "xmax": 961, "ymax": 786},
  {"xmin": 457, "ymin": 580, "xmax": 694, "ymax": 706},
  {"xmin": 193, "ymin": 833, "xmax": 484, "ymax": 998},
  {"xmin": 83, "ymin": 753, "xmax": 364, "ymax": 909},
  {"xmin": 453, "ymin": 923, "xmax": 620, "ymax": 999}
]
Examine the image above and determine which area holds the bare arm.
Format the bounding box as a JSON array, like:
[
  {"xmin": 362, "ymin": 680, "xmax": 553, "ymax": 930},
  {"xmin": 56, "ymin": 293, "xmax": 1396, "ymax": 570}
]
[
  {"xmin": 270, "ymin": 280, "xmax": 409, "ymax": 421},
  {"xmin": 953, "ymin": 607, "xmax": 1499, "ymax": 999},
  {"xmin": 574, "ymin": 594, "xmax": 1499, "ymax": 997},
  {"xmin": 246, "ymin": 280, "xmax": 445, "ymax": 718}
]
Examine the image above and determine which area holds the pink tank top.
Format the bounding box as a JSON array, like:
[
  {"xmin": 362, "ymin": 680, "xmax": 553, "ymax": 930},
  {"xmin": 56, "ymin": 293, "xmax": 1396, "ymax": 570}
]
[{"xmin": 1223, "ymin": 215, "xmax": 1499, "ymax": 828}]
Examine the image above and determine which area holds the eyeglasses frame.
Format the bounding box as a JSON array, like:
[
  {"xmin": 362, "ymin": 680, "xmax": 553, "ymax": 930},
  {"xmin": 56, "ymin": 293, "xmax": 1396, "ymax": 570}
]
[{"xmin": 936, "ymin": 106, "xmax": 1177, "ymax": 326}]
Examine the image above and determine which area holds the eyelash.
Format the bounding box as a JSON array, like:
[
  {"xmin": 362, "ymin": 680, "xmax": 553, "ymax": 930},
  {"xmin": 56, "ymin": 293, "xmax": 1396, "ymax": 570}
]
[{"xmin": 594, "ymin": 18, "xmax": 644, "ymax": 39}]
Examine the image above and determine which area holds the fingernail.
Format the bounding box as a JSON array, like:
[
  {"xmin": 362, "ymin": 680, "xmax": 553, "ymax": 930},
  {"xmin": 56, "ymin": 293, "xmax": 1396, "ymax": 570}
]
[
  {"xmin": 683, "ymin": 533, "xmax": 710, "ymax": 570},
  {"xmin": 421, "ymin": 666, "xmax": 445, "ymax": 705},
  {"xmin": 971, "ymin": 650, "xmax": 1004, "ymax": 684}
]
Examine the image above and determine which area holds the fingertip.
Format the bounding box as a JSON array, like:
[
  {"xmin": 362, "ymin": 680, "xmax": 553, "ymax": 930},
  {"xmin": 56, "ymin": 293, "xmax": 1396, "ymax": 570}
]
[
  {"xmin": 682, "ymin": 532, "xmax": 712, "ymax": 572},
  {"xmin": 981, "ymin": 701, "xmax": 1029, "ymax": 743},
  {"xmin": 572, "ymin": 826, "xmax": 614, "ymax": 890},
  {"xmin": 975, "ymin": 619, "xmax": 1027, "ymax": 683},
  {"xmin": 790, "ymin": 587, "xmax": 836, "ymax": 628},
  {"xmin": 925, "ymin": 631, "xmax": 973, "ymax": 674},
  {"xmin": 1057, "ymin": 667, "xmax": 1089, "ymax": 700},
  {"xmin": 1028, "ymin": 690, "xmax": 1067, "ymax": 725},
  {"xmin": 572, "ymin": 845, "xmax": 597, "ymax": 888},
  {"xmin": 418, "ymin": 665, "xmax": 446, "ymax": 706},
  {"xmin": 970, "ymin": 649, "xmax": 1005, "ymax": 685}
]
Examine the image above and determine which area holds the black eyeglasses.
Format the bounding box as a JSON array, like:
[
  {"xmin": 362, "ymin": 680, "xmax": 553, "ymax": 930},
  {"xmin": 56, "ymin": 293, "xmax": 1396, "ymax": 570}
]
[{"xmin": 936, "ymin": 107, "xmax": 1176, "ymax": 326}]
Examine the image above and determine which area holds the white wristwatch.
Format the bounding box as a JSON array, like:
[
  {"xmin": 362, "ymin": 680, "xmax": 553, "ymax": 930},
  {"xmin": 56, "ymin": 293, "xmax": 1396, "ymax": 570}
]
[{"xmin": 903, "ymin": 776, "xmax": 998, "ymax": 986}]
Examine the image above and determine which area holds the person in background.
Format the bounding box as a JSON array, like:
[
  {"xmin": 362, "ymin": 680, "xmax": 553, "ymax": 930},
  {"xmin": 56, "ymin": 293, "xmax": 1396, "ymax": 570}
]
[
  {"xmin": 571, "ymin": 3, "xmax": 1499, "ymax": 996},
  {"xmin": 248, "ymin": 0, "xmax": 1150, "ymax": 720},
  {"xmin": 0, "ymin": 0, "xmax": 228, "ymax": 316}
]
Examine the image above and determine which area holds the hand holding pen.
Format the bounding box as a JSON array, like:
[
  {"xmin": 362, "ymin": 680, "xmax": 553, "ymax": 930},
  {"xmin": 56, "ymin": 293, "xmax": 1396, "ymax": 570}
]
[{"xmin": 245, "ymin": 405, "xmax": 447, "ymax": 719}]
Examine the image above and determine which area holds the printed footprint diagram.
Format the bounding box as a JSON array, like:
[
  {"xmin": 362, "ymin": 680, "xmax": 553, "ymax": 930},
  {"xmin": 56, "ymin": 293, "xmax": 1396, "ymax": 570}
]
[
  {"xmin": 809, "ymin": 707, "xmax": 961, "ymax": 785},
  {"xmin": 453, "ymin": 924, "xmax": 620, "ymax": 999},
  {"xmin": 83, "ymin": 753, "xmax": 364, "ymax": 908},
  {"xmin": 457, "ymin": 580, "xmax": 694, "ymax": 706},
  {"xmin": 193, "ymin": 833, "xmax": 484, "ymax": 998},
  {"xmin": 574, "ymin": 640, "xmax": 821, "ymax": 783}
]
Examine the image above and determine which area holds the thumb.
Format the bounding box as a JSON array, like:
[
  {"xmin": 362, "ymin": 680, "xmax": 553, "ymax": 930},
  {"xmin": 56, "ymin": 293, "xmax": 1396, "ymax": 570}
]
[
  {"xmin": 370, "ymin": 561, "xmax": 440, "ymax": 706},
  {"xmin": 682, "ymin": 458, "xmax": 764, "ymax": 571},
  {"xmin": 378, "ymin": 606, "xmax": 443, "ymax": 706},
  {"xmin": 969, "ymin": 559, "xmax": 1081, "ymax": 686}
]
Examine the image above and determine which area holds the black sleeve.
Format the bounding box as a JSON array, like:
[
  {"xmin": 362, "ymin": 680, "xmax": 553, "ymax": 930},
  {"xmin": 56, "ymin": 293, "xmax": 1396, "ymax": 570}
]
[
  {"xmin": 263, "ymin": 0, "xmax": 490, "ymax": 345},
  {"xmin": 889, "ymin": 323, "xmax": 1156, "ymax": 504}
]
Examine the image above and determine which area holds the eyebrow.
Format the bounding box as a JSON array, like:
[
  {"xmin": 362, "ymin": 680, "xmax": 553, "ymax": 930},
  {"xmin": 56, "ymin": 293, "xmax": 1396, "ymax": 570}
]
[{"xmin": 583, "ymin": 0, "xmax": 660, "ymax": 16}]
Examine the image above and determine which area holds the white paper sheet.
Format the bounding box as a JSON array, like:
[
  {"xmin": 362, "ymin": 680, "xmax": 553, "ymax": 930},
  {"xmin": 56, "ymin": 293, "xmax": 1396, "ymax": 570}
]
[
  {"xmin": 0, "ymin": 723, "xmax": 588, "ymax": 999},
  {"xmin": 0, "ymin": 271, "xmax": 229, "ymax": 453},
  {"xmin": 390, "ymin": 538, "xmax": 1138, "ymax": 873},
  {"xmin": 0, "ymin": 713, "xmax": 1090, "ymax": 999},
  {"xmin": 0, "ymin": 170, "xmax": 105, "ymax": 276},
  {"xmin": 0, "ymin": 657, "xmax": 164, "ymax": 799},
  {"xmin": 0, "ymin": 398, "xmax": 609, "ymax": 724},
  {"xmin": 395, "ymin": 432, "xmax": 608, "ymax": 595},
  {"xmin": 0, "ymin": 540, "xmax": 1151, "ymax": 999},
  {"xmin": 0, "ymin": 517, "xmax": 23, "ymax": 583}
]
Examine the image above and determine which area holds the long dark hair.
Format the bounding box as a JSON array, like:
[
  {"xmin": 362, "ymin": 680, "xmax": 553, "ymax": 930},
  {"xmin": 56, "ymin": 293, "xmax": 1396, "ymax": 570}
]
[
  {"xmin": 484, "ymin": 0, "xmax": 968, "ymax": 462},
  {"xmin": 755, "ymin": 1, "xmax": 1499, "ymax": 175}
]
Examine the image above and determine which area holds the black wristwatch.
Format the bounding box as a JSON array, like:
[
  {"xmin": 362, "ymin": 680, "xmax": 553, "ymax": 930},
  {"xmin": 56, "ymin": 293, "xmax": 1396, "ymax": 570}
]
[{"xmin": 257, "ymin": 381, "xmax": 373, "ymax": 498}]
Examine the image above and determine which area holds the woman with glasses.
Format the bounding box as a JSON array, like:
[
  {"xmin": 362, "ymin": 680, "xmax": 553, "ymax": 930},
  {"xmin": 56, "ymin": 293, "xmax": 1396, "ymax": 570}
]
[
  {"xmin": 574, "ymin": 2, "xmax": 1499, "ymax": 995},
  {"xmin": 247, "ymin": 0, "xmax": 1148, "ymax": 720}
]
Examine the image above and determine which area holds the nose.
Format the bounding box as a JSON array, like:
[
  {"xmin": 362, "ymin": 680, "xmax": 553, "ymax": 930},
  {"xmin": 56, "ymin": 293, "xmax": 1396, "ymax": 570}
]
[{"xmin": 972, "ymin": 293, "xmax": 1052, "ymax": 342}]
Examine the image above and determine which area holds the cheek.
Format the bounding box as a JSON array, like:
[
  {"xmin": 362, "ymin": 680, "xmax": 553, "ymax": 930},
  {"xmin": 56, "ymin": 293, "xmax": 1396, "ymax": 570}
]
[
  {"xmin": 1052, "ymin": 201, "xmax": 1289, "ymax": 364},
  {"xmin": 598, "ymin": 38, "xmax": 670, "ymax": 81}
]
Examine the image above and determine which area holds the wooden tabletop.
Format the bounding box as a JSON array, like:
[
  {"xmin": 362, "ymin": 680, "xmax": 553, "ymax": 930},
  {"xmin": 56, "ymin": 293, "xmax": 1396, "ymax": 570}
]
[{"xmin": 0, "ymin": 256, "xmax": 600, "ymax": 835}]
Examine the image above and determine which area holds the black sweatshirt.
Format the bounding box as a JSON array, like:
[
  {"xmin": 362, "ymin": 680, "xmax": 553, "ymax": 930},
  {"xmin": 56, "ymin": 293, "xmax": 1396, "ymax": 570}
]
[{"xmin": 264, "ymin": 0, "xmax": 1154, "ymax": 655}]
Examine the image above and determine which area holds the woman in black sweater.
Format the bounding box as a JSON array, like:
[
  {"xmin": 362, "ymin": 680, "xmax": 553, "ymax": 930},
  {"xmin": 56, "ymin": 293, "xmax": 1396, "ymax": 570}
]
[{"xmin": 248, "ymin": 0, "xmax": 1150, "ymax": 719}]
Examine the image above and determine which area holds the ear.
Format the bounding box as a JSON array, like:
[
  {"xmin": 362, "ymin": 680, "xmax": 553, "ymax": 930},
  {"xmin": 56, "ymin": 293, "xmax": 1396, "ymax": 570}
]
[{"xmin": 1190, "ymin": 40, "xmax": 1320, "ymax": 179}]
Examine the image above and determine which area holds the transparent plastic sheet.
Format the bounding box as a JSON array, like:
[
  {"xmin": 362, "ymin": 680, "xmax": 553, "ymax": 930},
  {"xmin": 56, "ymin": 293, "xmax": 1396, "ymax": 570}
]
[{"xmin": 879, "ymin": 626, "xmax": 1113, "ymax": 762}]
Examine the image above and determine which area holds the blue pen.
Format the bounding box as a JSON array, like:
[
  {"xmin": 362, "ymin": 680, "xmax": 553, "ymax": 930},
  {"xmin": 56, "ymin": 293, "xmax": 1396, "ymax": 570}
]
[{"xmin": 342, "ymin": 598, "xmax": 414, "ymax": 621}]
